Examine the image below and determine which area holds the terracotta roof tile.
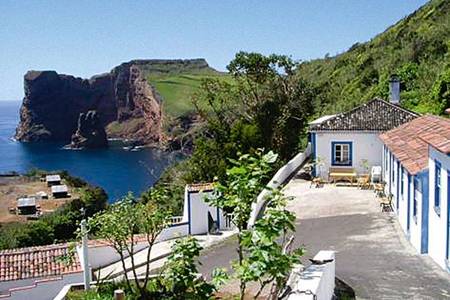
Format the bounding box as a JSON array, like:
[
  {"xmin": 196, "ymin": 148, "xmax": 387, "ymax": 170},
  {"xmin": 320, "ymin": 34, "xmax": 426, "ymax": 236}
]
[
  {"xmin": 0, "ymin": 243, "xmax": 81, "ymax": 282},
  {"xmin": 310, "ymin": 98, "xmax": 419, "ymax": 132},
  {"xmin": 380, "ymin": 115, "xmax": 450, "ymax": 175},
  {"xmin": 0, "ymin": 235, "xmax": 150, "ymax": 283}
]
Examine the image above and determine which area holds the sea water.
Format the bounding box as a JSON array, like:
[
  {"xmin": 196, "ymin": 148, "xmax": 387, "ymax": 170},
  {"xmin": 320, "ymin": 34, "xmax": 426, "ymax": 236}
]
[{"xmin": 0, "ymin": 101, "xmax": 176, "ymax": 202}]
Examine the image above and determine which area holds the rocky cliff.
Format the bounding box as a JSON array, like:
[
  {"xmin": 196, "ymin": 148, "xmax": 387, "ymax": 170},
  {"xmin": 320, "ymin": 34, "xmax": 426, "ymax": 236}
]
[
  {"xmin": 70, "ymin": 110, "xmax": 108, "ymax": 149},
  {"xmin": 14, "ymin": 59, "xmax": 212, "ymax": 145}
]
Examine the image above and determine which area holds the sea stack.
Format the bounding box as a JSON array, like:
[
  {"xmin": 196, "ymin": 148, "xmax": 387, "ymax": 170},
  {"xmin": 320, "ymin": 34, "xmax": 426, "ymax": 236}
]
[{"xmin": 69, "ymin": 111, "xmax": 108, "ymax": 149}]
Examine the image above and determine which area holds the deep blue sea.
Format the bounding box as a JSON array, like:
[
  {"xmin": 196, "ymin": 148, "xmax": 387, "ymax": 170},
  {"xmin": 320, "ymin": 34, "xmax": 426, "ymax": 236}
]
[{"xmin": 0, "ymin": 101, "xmax": 177, "ymax": 202}]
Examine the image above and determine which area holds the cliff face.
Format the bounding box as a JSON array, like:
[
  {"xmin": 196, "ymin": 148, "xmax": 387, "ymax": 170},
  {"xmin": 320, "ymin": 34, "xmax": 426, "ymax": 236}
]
[
  {"xmin": 15, "ymin": 61, "xmax": 165, "ymax": 145},
  {"xmin": 70, "ymin": 110, "xmax": 108, "ymax": 149}
]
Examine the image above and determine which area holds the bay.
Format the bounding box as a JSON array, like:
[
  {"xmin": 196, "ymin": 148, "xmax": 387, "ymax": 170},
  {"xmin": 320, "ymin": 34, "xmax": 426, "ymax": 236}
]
[{"xmin": 0, "ymin": 100, "xmax": 176, "ymax": 202}]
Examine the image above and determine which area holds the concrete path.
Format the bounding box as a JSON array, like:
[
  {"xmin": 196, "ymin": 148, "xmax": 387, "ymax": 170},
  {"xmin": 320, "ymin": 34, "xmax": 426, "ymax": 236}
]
[
  {"xmin": 98, "ymin": 230, "xmax": 237, "ymax": 281},
  {"xmin": 284, "ymin": 179, "xmax": 450, "ymax": 299}
]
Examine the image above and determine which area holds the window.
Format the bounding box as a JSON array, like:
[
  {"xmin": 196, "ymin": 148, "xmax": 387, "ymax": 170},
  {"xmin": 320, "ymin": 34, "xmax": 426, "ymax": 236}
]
[
  {"xmin": 435, "ymin": 161, "xmax": 441, "ymax": 215},
  {"xmin": 413, "ymin": 177, "xmax": 420, "ymax": 221},
  {"xmin": 331, "ymin": 142, "xmax": 352, "ymax": 166}
]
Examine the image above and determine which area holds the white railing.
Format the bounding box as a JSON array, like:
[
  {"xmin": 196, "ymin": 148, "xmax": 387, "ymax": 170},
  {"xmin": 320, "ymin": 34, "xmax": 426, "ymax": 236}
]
[
  {"xmin": 248, "ymin": 143, "xmax": 312, "ymax": 226},
  {"xmin": 170, "ymin": 216, "xmax": 184, "ymax": 225}
]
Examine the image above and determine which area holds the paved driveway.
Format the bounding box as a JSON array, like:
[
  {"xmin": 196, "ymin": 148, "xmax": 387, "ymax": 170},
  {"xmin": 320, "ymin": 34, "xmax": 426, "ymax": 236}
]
[
  {"xmin": 199, "ymin": 178, "xmax": 450, "ymax": 299},
  {"xmin": 284, "ymin": 179, "xmax": 450, "ymax": 299}
]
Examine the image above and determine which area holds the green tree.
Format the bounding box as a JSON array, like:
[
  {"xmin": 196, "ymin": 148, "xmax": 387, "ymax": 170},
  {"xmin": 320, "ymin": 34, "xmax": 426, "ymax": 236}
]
[
  {"xmin": 239, "ymin": 190, "xmax": 303, "ymax": 299},
  {"xmin": 87, "ymin": 192, "xmax": 171, "ymax": 298},
  {"xmin": 161, "ymin": 236, "xmax": 227, "ymax": 299},
  {"xmin": 207, "ymin": 150, "xmax": 302, "ymax": 299}
]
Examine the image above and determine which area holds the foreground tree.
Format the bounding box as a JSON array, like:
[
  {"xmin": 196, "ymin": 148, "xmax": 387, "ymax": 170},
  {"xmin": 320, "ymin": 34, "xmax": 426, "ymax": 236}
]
[
  {"xmin": 208, "ymin": 150, "xmax": 303, "ymax": 299},
  {"xmin": 160, "ymin": 236, "xmax": 228, "ymax": 299},
  {"xmin": 87, "ymin": 191, "xmax": 171, "ymax": 298}
]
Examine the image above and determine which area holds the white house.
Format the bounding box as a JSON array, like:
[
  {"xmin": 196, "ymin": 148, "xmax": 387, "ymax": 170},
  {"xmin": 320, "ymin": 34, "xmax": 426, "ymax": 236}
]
[
  {"xmin": 309, "ymin": 97, "xmax": 418, "ymax": 180},
  {"xmin": 182, "ymin": 183, "xmax": 227, "ymax": 235},
  {"xmin": 380, "ymin": 115, "xmax": 450, "ymax": 271},
  {"xmin": 154, "ymin": 183, "xmax": 231, "ymax": 242}
]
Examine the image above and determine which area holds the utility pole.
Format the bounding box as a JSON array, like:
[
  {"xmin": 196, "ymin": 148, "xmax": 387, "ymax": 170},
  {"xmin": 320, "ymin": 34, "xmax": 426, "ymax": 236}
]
[{"xmin": 80, "ymin": 218, "xmax": 91, "ymax": 290}]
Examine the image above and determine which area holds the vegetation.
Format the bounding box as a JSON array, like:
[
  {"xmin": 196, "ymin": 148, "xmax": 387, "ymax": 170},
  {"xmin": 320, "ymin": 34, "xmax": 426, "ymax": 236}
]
[
  {"xmin": 207, "ymin": 150, "xmax": 303, "ymax": 299},
  {"xmin": 87, "ymin": 192, "xmax": 171, "ymax": 298},
  {"xmin": 0, "ymin": 171, "xmax": 107, "ymax": 250},
  {"xmin": 297, "ymin": 0, "xmax": 450, "ymax": 116},
  {"xmin": 82, "ymin": 191, "xmax": 226, "ymax": 300},
  {"xmin": 154, "ymin": 52, "xmax": 315, "ymax": 204},
  {"xmin": 148, "ymin": 73, "xmax": 228, "ymax": 118},
  {"xmin": 73, "ymin": 151, "xmax": 301, "ymax": 300}
]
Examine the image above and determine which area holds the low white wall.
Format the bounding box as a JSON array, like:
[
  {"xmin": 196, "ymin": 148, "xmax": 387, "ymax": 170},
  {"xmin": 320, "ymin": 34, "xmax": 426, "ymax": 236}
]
[
  {"xmin": 157, "ymin": 223, "xmax": 189, "ymax": 242},
  {"xmin": 284, "ymin": 250, "xmax": 335, "ymax": 300},
  {"xmin": 248, "ymin": 143, "xmax": 311, "ymax": 226}
]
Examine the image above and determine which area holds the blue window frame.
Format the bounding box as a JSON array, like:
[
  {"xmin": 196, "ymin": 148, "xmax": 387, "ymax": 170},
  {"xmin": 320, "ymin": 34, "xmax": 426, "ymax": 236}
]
[
  {"xmin": 435, "ymin": 161, "xmax": 441, "ymax": 215},
  {"xmin": 331, "ymin": 142, "xmax": 352, "ymax": 166},
  {"xmin": 413, "ymin": 177, "xmax": 420, "ymax": 221}
]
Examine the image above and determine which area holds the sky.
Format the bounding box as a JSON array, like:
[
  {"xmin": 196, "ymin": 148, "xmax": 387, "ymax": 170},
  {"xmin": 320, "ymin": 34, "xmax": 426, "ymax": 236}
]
[{"xmin": 0, "ymin": 0, "xmax": 428, "ymax": 101}]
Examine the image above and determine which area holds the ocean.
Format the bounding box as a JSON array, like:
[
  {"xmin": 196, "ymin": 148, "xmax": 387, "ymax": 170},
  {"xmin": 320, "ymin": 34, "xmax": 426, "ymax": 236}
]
[{"xmin": 0, "ymin": 100, "xmax": 177, "ymax": 202}]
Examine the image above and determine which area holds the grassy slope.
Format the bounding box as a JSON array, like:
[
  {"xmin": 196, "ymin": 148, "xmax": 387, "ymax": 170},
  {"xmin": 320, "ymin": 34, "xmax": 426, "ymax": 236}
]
[
  {"xmin": 148, "ymin": 72, "xmax": 227, "ymax": 118},
  {"xmin": 298, "ymin": 0, "xmax": 450, "ymax": 117}
]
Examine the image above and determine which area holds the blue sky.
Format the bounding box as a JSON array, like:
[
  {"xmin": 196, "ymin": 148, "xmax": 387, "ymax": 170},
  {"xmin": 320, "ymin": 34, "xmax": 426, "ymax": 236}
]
[{"xmin": 0, "ymin": 0, "xmax": 428, "ymax": 100}]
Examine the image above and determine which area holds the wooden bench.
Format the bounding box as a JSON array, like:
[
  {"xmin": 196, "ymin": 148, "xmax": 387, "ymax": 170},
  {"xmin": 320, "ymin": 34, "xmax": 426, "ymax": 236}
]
[{"xmin": 329, "ymin": 167, "xmax": 357, "ymax": 184}]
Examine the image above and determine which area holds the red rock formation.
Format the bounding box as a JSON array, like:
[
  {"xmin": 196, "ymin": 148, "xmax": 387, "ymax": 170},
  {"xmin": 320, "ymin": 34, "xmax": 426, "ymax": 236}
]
[{"xmin": 15, "ymin": 62, "xmax": 163, "ymax": 145}]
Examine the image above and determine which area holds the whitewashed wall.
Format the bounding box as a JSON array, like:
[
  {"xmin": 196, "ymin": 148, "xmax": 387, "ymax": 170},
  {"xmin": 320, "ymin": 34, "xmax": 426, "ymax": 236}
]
[
  {"xmin": 249, "ymin": 144, "xmax": 311, "ymax": 226},
  {"xmin": 285, "ymin": 251, "xmax": 335, "ymax": 300},
  {"xmin": 157, "ymin": 223, "xmax": 189, "ymax": 242},
  {"xmin": 427, "ymin": 146, "xmax": 450, "ymax": 270},
  {"xmin": 397, "ymin": 168, "xmax": 409, "ymax": 233},
  {"xmin": 384, "ymin": 148, "xmax": 423, "ymax": 253},
  {"xmin": 314, "ymin": 132, "xmax": 383, "ymax": 180}
]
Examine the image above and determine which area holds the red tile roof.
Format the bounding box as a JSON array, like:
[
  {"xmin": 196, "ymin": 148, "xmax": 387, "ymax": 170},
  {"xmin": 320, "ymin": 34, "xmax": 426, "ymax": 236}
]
[
  {"xmin": 379, "ymin": 115, "xmax": 450, "ymax": 175},
  {"xmin": 0, "ymin": 235, "xmax": 151, "ymax": 282},
  {"xmin": 0, "ymin": 243, "xmax": 81, "ymax": 282}
]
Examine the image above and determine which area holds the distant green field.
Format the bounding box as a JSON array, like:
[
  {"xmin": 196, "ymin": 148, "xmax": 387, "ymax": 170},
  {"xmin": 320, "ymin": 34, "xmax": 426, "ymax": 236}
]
[{"xmin": 147, "ymin": 73, "xmax": 228, "ymax": 118}]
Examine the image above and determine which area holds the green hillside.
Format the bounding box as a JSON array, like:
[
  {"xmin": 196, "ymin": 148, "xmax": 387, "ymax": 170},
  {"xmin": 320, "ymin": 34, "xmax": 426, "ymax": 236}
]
[
  {"xmin": 148, "ymin": 72, "xmax": 226, "ymax": 117},
  {"xmin": 299, "ymin": 0, "xmax": 450, "ymax": 117}
]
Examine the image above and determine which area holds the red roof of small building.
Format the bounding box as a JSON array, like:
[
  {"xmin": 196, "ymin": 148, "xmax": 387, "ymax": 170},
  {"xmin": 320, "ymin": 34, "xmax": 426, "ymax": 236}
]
[
  {"xmin": 379, "ymin": 115, "xmax": 450, "ymax": 175},
  {"xmin": 186, "ymin": 183, "xmax": 214, "ymax": 192},
  {"xmin": 0, "ymin": 243, "xmax": 81, "ymax": 282},
  {"xmin": 0, "ymin": 235, "xmax": 151, "ymax": 283}
]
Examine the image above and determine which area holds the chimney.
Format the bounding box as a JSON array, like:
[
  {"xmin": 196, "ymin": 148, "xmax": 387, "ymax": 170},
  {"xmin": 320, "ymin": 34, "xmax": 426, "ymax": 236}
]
[{"xmin": 389, "ymin": 74, "xmax": 400, "ymax": 105}]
